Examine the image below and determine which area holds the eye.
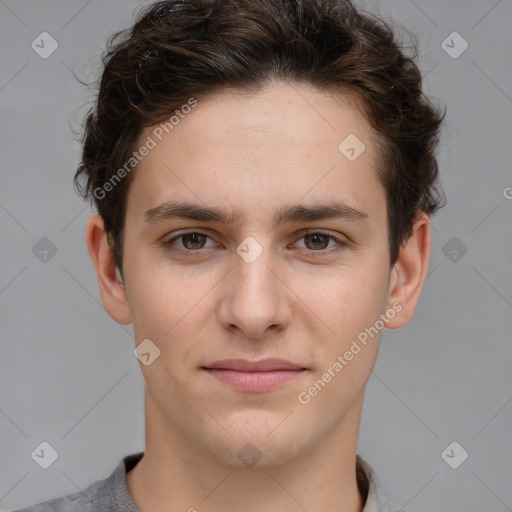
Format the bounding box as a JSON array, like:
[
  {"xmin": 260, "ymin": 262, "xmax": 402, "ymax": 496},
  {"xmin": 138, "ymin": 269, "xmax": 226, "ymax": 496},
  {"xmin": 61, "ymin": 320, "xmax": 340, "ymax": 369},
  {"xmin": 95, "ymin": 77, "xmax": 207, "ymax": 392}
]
[
  {"xmin": 164, "ymin": 231, "xmax": 216, "ymax": 252},
  {"xmin": 293, "ymin": 230, "xmax": 348, "ymax": 254}
]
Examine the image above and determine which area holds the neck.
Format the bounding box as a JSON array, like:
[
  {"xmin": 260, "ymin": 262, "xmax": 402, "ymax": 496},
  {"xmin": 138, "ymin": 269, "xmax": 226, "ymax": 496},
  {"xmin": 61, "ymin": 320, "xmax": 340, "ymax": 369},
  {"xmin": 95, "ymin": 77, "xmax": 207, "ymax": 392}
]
[{"xmin": 126, "ymin": 391, "xmax": 366, "ymax": 512}]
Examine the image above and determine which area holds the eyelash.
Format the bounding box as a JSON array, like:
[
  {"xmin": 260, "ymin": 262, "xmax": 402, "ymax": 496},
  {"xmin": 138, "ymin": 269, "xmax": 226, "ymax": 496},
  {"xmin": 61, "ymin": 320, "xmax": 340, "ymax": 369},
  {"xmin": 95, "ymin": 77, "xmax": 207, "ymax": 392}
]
[{"xmin": 162, "ymin": 230, "xmax": 349, "ymax": 257}]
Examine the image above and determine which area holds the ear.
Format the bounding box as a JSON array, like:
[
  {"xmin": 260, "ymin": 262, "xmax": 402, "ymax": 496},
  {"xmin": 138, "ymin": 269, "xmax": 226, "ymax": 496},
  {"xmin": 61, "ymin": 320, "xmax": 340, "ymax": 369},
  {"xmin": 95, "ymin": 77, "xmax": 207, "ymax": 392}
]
[
  {"xmin": 86, "ymin": 214, "xmax": 132, "ymax": 324},
  {"xmin": 385, "ymin": 212, "xmax": 431, "ymax": 329}
]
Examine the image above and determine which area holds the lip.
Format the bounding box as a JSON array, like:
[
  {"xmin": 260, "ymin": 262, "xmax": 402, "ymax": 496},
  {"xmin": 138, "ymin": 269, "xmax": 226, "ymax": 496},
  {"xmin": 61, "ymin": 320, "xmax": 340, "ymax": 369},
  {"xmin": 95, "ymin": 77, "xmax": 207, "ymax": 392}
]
[
  {"xmin": 202, "ymin": 358, "xmax": 306, "ymax": 392},
  {"xmin": 204, "ymin": 358, "xmax": 305, "ymax": 372}
]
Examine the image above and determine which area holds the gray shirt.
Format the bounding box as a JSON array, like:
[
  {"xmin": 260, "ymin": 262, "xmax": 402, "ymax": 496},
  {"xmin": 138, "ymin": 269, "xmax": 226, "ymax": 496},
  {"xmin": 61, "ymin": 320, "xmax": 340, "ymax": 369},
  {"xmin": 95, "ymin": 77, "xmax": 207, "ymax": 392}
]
[{"xmin": 13, "ymin": 452, "xmax": 404, "ymax": 512}]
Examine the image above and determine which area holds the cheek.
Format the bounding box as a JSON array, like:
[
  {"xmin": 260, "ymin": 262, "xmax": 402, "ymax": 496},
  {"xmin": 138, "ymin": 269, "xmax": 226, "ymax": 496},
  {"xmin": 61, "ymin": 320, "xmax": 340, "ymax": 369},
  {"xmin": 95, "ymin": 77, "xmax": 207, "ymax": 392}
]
[
  {"xmin": 295, "ymin": 269, "xmax": 388, "ymax": 410},
  {"xmin": 297, "ymin": 261, "xmax": 389, "ymax": 335},
  {"xmin": 127, "ymin": 264, "xmax": 217, "ymax": 362},
  {"xmin": 127, "ymin": 253, "xmax": 203, "ymax": 322}
]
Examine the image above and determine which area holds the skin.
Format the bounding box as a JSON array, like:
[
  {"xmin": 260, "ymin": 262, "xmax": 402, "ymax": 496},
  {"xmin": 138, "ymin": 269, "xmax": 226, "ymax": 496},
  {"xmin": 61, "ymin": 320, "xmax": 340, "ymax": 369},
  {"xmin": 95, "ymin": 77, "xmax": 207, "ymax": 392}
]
[{"xmin": 86, "ymin": 80, "xmax": 431, "ymax": 512}]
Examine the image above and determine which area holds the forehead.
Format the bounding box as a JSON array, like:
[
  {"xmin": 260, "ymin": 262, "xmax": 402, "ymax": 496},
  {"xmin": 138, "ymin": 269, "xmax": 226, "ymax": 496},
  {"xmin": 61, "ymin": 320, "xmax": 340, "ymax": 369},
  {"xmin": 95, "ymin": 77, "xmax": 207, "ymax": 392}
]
[
  {"xmin": 167, "ymin": 82, "xmax": 374, "ymax": 154},
  {"xmin": 125, "ymin": 81, "xmax": 385, "ymax": 227}
]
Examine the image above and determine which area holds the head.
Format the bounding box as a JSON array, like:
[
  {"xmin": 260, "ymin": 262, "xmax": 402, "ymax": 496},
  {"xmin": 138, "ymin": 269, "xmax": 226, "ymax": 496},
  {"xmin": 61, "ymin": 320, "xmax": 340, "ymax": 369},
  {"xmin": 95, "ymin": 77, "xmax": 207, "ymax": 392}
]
[{"xmin": 80, "ymin": 0, "xmax": 445, "ymax": 468}]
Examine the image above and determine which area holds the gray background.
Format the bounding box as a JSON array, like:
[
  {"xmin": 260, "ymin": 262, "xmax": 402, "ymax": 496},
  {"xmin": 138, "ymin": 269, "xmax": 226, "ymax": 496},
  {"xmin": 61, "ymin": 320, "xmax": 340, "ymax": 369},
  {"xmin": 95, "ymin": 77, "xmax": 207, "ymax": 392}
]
[{"xmin": 1, "ymin": 1, "xmax": 511, "ymax": 511}]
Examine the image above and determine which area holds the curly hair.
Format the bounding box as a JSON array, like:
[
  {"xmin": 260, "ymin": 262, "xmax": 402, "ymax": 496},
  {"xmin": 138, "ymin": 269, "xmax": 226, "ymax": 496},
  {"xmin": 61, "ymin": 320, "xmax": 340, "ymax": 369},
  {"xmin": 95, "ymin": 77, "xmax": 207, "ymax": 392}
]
[{"xmin": 74, "ymin": 0, "xmax": 446, "ymax": 274}]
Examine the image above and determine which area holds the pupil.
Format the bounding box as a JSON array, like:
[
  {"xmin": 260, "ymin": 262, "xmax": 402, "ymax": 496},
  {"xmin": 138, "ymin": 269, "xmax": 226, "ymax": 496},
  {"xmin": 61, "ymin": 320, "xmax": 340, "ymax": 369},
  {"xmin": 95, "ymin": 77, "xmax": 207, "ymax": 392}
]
[
  {"xmin": 185, "ymin": 233, "xmax": 204, "ymax": 249},
  {"xmin": 307, "ymin": 233, "xmax": 328, "ymax": 250}
]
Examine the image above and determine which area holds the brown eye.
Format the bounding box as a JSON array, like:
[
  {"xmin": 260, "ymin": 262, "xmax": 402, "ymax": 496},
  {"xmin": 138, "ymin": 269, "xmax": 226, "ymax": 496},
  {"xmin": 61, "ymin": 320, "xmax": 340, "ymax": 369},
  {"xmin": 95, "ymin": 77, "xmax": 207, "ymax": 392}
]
[
  {"xmin": 293, "ymin": 230, "xmax": 348, "ymax": 256},
  {"xmin": 303, "ymin": 232, "xmax": 331, "ymax": 251},
  {"xmin": 180, "ymin": 233, "xmax": 208, "ymax": 250},
  {"xmin": 164, "ymin": 231, "xmax": 215, "ymax": 252}
]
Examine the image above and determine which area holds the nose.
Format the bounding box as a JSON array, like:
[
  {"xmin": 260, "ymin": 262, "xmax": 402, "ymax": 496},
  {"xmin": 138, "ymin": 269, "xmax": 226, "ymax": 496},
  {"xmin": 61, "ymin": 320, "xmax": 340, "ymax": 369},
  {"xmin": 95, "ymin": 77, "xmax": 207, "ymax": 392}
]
[{"xmin": 216, "ymin": 242, "xmax": 292, "ymax": 340}]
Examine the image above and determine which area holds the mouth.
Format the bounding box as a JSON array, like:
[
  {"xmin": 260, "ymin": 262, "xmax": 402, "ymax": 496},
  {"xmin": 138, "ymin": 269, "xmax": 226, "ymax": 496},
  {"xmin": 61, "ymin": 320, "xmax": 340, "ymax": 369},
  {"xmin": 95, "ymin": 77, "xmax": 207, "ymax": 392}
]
[{"xmin": 201, "ymin": 358, "xmax": 307, "ymax": 392}]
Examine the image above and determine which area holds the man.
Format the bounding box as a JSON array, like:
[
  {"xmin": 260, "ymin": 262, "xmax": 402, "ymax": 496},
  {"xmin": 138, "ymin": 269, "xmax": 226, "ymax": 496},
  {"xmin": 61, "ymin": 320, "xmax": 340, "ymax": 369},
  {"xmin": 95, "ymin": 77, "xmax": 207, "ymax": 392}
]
[{"xmin": 15, "ymin": 0, "xmax": 445, "ymax": 510}]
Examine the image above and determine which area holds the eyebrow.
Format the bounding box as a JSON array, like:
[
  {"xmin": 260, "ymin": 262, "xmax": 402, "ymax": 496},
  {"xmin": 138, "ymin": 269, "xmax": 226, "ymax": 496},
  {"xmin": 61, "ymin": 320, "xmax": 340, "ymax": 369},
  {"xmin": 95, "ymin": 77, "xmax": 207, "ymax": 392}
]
[{"xmin": 144, "ymin": 200, "xmax": 370, "ymax": 229}]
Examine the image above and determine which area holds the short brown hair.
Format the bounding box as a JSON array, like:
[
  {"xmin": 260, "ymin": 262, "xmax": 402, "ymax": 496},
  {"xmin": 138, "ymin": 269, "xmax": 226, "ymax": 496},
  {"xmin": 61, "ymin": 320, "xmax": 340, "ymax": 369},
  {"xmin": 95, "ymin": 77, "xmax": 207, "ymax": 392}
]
[{"xmin": 74, "ymin": 0, "xmax": 446, "ymax": 275}]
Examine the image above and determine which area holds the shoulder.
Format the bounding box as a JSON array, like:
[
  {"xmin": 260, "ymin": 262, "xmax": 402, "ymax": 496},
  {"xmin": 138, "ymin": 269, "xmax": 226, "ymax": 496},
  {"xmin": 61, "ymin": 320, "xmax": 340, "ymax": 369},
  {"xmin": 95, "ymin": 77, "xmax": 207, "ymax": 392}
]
[
  {"xmin": 11, "ymin": 490, "xmax": 95, "ymax": 512},
  {"xmin": 11, "ymin": 452, "xmax": 144, "ymax": 512},
  {"xmin": 357, "ymin": 454, "xmax": 407, "ymax": 512}
]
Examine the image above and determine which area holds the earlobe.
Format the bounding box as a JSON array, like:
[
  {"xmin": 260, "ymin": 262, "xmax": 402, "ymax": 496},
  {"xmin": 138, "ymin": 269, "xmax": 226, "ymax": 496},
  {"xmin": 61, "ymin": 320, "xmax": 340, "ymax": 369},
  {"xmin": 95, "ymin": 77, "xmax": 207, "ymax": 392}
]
[
  {"xmin": 385, "ymin": 213, "xmax": 431, "ymax": 330},
  {"xmin": 86, "ymin": 214, "xmax": 132, "ymax": 324}
]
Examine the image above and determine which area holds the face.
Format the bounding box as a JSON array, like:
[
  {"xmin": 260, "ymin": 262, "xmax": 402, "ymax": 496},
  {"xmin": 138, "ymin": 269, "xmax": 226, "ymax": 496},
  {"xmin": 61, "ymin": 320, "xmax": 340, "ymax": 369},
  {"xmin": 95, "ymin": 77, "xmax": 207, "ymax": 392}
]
[{"xmin": 103, "ymin": 81, "xmax": 409, "ymax": 468}]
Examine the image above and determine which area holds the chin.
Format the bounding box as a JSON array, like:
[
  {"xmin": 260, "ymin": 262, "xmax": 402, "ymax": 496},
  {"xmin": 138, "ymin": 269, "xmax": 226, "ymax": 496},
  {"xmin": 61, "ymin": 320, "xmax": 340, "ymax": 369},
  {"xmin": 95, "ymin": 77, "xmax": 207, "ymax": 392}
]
[
  {"xmin": 202, "ymin": 416, "xmax": 308, "ymax": 470},
  {"xmin": 210, "ymin": 438, "xmax": 302, "ymax": 470}
]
